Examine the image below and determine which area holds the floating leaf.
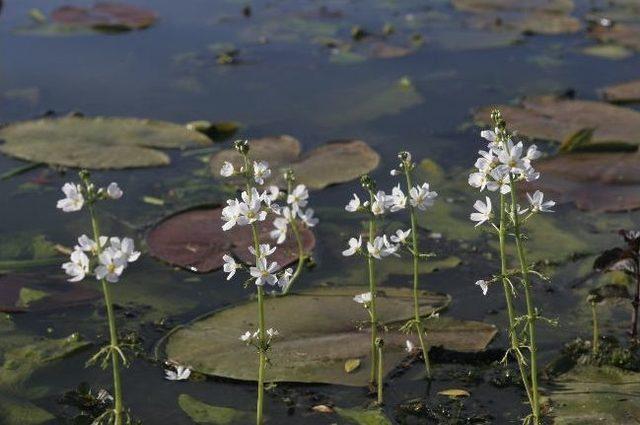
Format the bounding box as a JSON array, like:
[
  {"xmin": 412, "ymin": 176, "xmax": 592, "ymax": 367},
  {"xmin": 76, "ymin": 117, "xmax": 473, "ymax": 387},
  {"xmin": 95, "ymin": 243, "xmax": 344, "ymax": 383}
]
[
  {"xmin": 0, "ymin": 394, "xmax": 54, "ymax": 425},
  {"xmin": 550, "ymin": 365, "xmax": 640, "ymax": 424},
  {"xmin": 523, "ymin": 152, "xmax": 640, "ymax": 212},
  {"xmin": 210, "ymin": 138, "xmax": 379, "ymax": 190},
  {"xmin": 590, "ymin": 23, "xmax": 640, "ymax": 52},
  {"xmin": 438, "ymin": 389, "xmax": 470, "ymax": 398},
  {"xmin": 51, "ymin": 3, "xmax": 157, "ymax": 32},
  {"xmin": 451, "ymin": 0, "xmax": 574, "ymax": 14},
  {"xmin": 581, "ymin": 44, "xmax": 634, "ymax": 60},
  {"xmin": 601, "ymin": 79, "xmax": 640, "ymax": 103},
  {"xmin": 474, "ymin": 96, "xmax": 640, "ymax": 147},
  {"xmin": 164, "ymin": 286, "xmax": 497, "ymax": 386},
  {"xmin": 344, "ymin": 358, "xmax": 361, "ymax": 373},
  {"xmin": 0, "ymin": 116, "xmax": 212, "ymax": 169},
  {"xmin": 146, "ymin": 207, "xmax": 315, "ymax": 273},
  {"xmin": 178, "ymin": 394, "xmax": 251, "ymax": 425},
  {"xmin": 334, "ymin": 407, "xmax": 393, "ymax": 425}
]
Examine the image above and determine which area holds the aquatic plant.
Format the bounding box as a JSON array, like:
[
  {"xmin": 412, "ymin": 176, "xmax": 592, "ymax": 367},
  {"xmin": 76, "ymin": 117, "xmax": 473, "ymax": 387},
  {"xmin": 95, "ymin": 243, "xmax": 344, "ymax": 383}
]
[
  {"xmin": 343, "ymin": 174, "xmax": 409, "ymax": 403},
  {"xmin": 594, "ymin": 230, "xmax": 640, "ymax": 339},
  {"xmin": 390, "ymin": 151, "xmax": 438, "ymax": 378},
  {"xmin": 218, "ymin": 140, "xmax": 299, "ymax": 424},
  {"xmin": 57, "ymin": 172, "xmax": 140, "ymax": 425},
  {"xmin": 468, "ymin": 110, "xmax": 555, "ymax": 424}
]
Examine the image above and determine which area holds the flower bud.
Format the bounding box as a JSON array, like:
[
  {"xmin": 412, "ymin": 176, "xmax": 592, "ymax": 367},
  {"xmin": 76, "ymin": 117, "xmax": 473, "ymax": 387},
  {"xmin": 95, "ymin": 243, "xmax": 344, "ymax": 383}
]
[{"xmin": 234, "ymin": 139, "xmax": 249, "ymax": 154}]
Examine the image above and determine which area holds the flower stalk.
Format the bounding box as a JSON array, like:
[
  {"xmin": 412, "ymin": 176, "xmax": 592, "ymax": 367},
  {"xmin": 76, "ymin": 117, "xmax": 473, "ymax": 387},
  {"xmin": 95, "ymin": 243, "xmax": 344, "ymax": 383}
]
[
  {"xmin": 588, "ymin": 294, "xmax": 600, "ymax": 355},
  {"xmin": 366, "ymin": 186, "xmax": 380, "ymax": 389}
]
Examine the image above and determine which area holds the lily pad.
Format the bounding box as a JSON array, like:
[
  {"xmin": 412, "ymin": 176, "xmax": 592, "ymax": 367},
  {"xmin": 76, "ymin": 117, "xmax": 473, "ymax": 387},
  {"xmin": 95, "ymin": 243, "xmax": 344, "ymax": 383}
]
[
  {"xmin": 146, "ymin": 207, "xmax": 315, "ymax": 273},
  {"xmin": 51, "ymin": 3, "xmax": 157, "ymax": 32},
  {"xmin": 601, "ymin": 79, "xmax": 640, "ymax": 103},
  {"xmin": 0, "ymin": 116, "xmax": 212, "ymax": 169},
  {"xmin": 474, "ymin": 96, "xmax": 640, "ymax": 147},
  {"xmin": 210, "ymin": 138, "xmax": 380, "ymax": 190},
  {"xmin": 178, "ymin": 394, "xmax": 251, "ymax": 424},
  {"xmin": 581, "ymin": 44, "xmax": 634, "ymax": 60},
  {"xmin": 590, "ymin": 23, "xmax": 640, "ymax": 52},
  {"xmin": 334, "ymin": 407, "xmax": 393, "ymax": 425},
  {"xmin": 164, "ymin": 286, "xmax": 497, "ymax": 386},
  {"xmin": 523, "ymin": 152, "xmax": 640, "ymax": 212},
  {"xmin": 550, "ymin": 365, "xmax": 640, "ymax": 424},
  {"xmin": 451, "ymin": 0, "xmax": 574, "ymax": 14}
]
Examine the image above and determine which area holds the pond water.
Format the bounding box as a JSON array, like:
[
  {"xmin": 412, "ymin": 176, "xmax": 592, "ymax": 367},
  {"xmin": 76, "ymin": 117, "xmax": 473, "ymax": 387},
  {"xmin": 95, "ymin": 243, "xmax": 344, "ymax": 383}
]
[{"xmin": 2, "ymin": 0, "xmax": 640, "ymax": 423}]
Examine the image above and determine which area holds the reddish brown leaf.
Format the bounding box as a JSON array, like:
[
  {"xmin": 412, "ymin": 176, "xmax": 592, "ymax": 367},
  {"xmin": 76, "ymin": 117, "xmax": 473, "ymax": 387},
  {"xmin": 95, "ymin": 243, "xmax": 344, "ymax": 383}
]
[{"xmin": 51, "ymin": 2, "xmax": 157, "ymax": 31}]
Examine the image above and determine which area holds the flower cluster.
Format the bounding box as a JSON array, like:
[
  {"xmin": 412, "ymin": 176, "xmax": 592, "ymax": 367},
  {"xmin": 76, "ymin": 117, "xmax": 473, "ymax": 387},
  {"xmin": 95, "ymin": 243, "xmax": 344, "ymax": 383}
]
[
  {"xmin": 240, "ymin": 327, "xmax": 279, "ymax": 350},
  {"xmin": 57, "ymin": 180, "xmax": 139, "ymax": 284},
  {"xmin": 468, "ymin": 128, "xmax": 555, "ymax": 230},
  {"xmin": 270, "ymin": 182, "xmax": 318, "ymax": 244}
]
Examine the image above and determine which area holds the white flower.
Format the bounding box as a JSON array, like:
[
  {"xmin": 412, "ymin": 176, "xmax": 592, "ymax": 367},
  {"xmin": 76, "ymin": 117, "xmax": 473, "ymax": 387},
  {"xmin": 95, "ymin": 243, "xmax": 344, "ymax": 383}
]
[
  {"xmin": 240, "ymin": 331, "xmax": 253, "ymax": 342},
  {"xmin": 266, "ymin": 328, "xmax": 279, "ymax": 338},
  {"xmin": 487, "ymin": 167, "xmax": 511, "ymax": 194},
  {"xmin": 278, "ymin": 268, "xmax": 293, "ymax": 288},
  {"xmin": 287, "ymin": 184, "xmax": 308, "ymax": 212},
  {"xmin": 475, "ymin": 279, "xmax": 488, "ymax": 296},
  {"xmin": 342, "ymin": 236, "xmax": 362, "ymax": 256},
  {"xmin": 253, "ymin": 161, "xmax": 271, "ymax": 184},
  {"xmin": 353, "ymin": 292, "xmax": 372, "ymax": 304},
  {"xmin": 56, "ymin": 183, "xmax": 84, "ymax": 212},
  {"xmin": 249, "ymin": 257, "xmax": 279, "ymax": 286},
  {"xmin": 62, "ymin": 249, "xmax": 90, "ymax": 282},
  {"xmin": 106, "ymin": 182, "xmax": 123, "ymax": 200},
  {"xmin": 95, "ymin": 248, "xmax": 127, "ymax": 283},
  {"xmin": 367, "ymin": 236, "xmax": 397, "ymax": 259},
  {"xmin": 405, "ymin": 340, "xmax": 415, "ymax": 353},
  {"xmin": 270, "ymin": 217, "xmax": 289, "ymax": 244},
  {"xmin": 475, "ymin": 150, "xmax": 496, "ymax": 173},
  {"xmin": 223, "ymin": 254, "xmax": 240, "ymax": 280},
  {"xmin": 390, "ymin": 228, "xmax": 411, "ymax": 244},
  {"xmin": 237, "ymin": 198, "xmax": 267, "ymax": 225},
  {"xmin": 220, "ymin": 161, "xmax": 235, "ymax": 177},
  {"xmin": 345, "ymin": 194, "xmax": 361, "ymax": 212},
  {"xmin": 409, "ymin": 183, "xmax": 437, "ymax": 211},
  {"xmin": 388, "ymin": 185, "xmax": 407, "ymax": 212},
  {"xmin": 526, "ymin": 190, "xmax": 555, "ymax": 213},
  {"xmin": 371, "ymin": 191, "xmax": 388, "ymax": 215},
  {"xmin": 265, "ymin": 186, "xmax": 280, "ymax": 202},
  {"xmin": 249, "ymin": 243, "xmax": 277, "ymax": 258},
  {"xmin": 390, "ymin": 169, "xmax": 401, "ymax": 176},
  {"xmin": 522, "ymin": 165, "xmax": 540, "ymax": 182},
  {"xmin": 525, "ymin": 145, "xmax": 541, "ymax": 162},
  {"xmin": 298, "ymin": 208, "xmax": 319, "ymax": 227},
  {"xmin": 470, "ymin": 197, "xmax": 492, "ymax": 227},
  {"xmin": 497, "ymin": 140, "xmax": 526, "ymax": 175},
  {"xmin": 76, "ymin": 234, "xmax": 107, "ymax": 254},
  {"xmin": 109, "ymin": 237, "xmax": 140, "ymax": 263},
  {"xmin": 480, "ymin": 129, "xmax": 497, "ymax": 144},
  {"xmin": 165, "ymin": 365, "xmax": 191, "ymax": 381},
  {"xmin": 221, "ymin": 199, "xmax": 241, "ymax": 231},
  {"xmin": 468, "ymin": 171, "xmax": 490, "ymax": 191}
]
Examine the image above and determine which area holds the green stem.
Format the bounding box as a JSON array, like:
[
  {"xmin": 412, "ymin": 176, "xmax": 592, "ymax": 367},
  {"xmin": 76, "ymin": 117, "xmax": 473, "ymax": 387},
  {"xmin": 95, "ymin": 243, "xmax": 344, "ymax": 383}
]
[
  {"xmin": 498, "ymin": 193, "xmax": 533, "ymax": 409},
  {"xmin": 282, "ymin": 179, "xmax": 305, "ymax": 294},
  {"xmin": 367, "ymin": 193, "xmax": 379, "ymax": 389},
  {"xmin": 404, "ymin": 166, "xmax": 431, "ymax": 378},
  {"xmin": 508, "ymin": 177, "xmax": 540, "ymax": 424},
  {"xmin": 591, "ymin": 302, "xmax": 599, "ymax": 355},
  {"xmin": 88, "ymin": 204, "xmax": 123, "ymax": 425},
  {"xmin": 377, "ymin": 341, "xmax": 384, "ymax": 405}
]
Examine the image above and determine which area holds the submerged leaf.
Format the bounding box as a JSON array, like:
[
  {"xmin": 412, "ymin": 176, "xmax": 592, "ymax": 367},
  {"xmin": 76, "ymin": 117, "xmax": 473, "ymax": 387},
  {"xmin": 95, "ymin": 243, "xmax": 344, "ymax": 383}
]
[
  {"xmin": 178, "ymin": 394, "xmax": 250, "ymax": 424},
  {"xmin": 334, "ymin": 407, "xmax": 392, "ymax": 425},
  {"xmin": 164, "ymin": 286, "xmax": 497, "ymax": 386},
  {"xmin": 0, "ymin": 116, "xmax": 212, "ymax": 169}
]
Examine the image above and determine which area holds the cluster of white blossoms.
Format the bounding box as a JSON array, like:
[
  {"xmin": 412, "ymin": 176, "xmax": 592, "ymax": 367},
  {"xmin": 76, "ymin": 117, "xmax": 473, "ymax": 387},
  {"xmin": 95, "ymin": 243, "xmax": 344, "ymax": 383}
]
[
  {"xmin": 469, "ymin": 125, "xmax": 556, "ymax": 295},
  {"xmin": 468, "ymin": 128, "xmax": 555, "ymax": 228},
  {"xmin": 219, "ymin": 152, "xmax": 312, "ymax": 292},
  {"xmin": 343, "ymin": 179, "xmax": 436, "ymax": 261},
  {"xmin": 57, "ymin": 181, "xmax": 139, "ymax": 284}
]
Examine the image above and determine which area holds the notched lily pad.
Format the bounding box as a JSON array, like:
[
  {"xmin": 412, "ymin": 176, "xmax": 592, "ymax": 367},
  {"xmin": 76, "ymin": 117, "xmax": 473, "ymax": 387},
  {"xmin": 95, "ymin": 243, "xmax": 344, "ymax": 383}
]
[
  {"xmin": 0, "ymin": 116, "xmax": 212, "ymax": 169},
  {"xmin": 210, "ymin": 137, "xmax": 380, "ymax": 190},
  {"xmin": 164, "ymin": 286, "xmax": 497, "ymax": 386},
  {"xmin": 474, "ymin": 96, "xmax": 640, "ymax": 147},
  {"xmin": 51, "ymin": 3, "xmax": 157, "ymax": 32},
  {"xmin": 523, "ymin": 152, "xmax": 640, "ymax": 212},
  {"xmin": 146, "ymin": 207, "xmax": 315, "ymax": 273}
]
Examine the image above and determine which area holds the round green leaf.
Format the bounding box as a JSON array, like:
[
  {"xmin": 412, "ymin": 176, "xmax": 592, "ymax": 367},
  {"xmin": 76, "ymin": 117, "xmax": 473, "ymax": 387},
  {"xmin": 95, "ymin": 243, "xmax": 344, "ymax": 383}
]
[
  {"xmin": 0, "ymin": 116, "xmax": 212, "ymax": 169},
  {"xmin": 164, "ymin": 286, "xmax": 497, "ymax": 386}
]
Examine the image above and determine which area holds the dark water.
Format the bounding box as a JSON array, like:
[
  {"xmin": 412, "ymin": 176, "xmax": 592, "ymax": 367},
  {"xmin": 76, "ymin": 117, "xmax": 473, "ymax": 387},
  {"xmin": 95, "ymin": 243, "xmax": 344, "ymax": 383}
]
[{"xmin": 2, "ymin": 0, "xmax": 640, "ymax": 423}]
